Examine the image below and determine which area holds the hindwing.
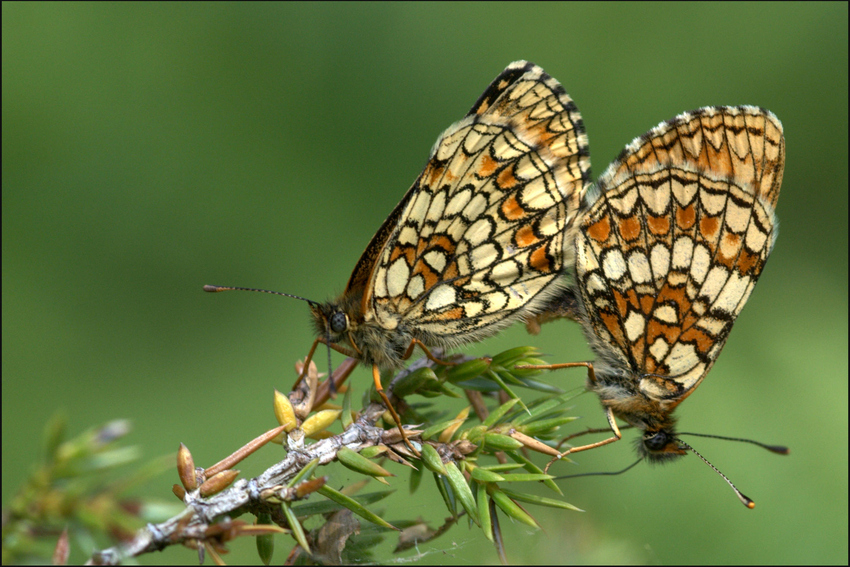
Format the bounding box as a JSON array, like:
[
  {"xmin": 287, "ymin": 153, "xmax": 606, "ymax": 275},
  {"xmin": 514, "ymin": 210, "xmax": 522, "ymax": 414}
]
[
  {"xmin": 576, "ymin": 107, "xmax": 784, "ymax": 401},
  {"xmin": 355, "ymin": 61, "xmax": 590, "ymax": 343}
]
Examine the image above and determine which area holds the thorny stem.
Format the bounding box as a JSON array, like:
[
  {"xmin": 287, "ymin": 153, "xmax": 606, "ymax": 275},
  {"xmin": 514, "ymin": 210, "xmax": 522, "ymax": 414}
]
[{"xmin": 90, "ymin": 403, "xmax": 402, "ymax": 565}]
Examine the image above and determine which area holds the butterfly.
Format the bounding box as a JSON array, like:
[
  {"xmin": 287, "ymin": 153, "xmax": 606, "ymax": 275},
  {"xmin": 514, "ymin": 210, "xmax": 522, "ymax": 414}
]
[
  {"xmin": 208, "ymin": 61, "xmax": 591, "ymax": 446},
  {"xmin": 523, "ymin": 106, "xmax": 786, "ymax": 503}
]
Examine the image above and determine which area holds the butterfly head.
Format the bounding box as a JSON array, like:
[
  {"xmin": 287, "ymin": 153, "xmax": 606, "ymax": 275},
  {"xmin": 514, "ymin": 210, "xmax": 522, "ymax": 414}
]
[
  {"xmin": 311, "ymin": 305, "xmax": 348, "ymax": 338},
  {"xmin": 611, "ymin": 399, "xmax": 687, "ymax": 463},
  {"xmin": 638, "ymin": 426, "xmax": 687, "ymax": 463},
  {"xmin": 309, "ymin": 294, "xmax": 360, "ymax": 348},
  {"xmin": 309, "ymin": 294, "xmax": 413, "ymax": 370}
]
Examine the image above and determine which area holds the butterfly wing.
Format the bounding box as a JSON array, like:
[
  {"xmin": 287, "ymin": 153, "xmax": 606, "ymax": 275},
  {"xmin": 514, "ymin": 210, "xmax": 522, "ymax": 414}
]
[
  {"xmin": 602, "ymin": 105, "xmax": 784, "ymax": 208},
  {"xmin": 358, "ymin": 61, "xmax": 590, "ymax": 345},
  {"xmin": 576, "ymin": 107, "xmax": 784, "ymax": 401}
]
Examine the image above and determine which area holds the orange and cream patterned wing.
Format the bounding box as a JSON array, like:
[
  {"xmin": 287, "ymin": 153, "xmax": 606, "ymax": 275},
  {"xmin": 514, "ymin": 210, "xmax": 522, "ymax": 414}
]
[
  {"xmin": 366, "ymin": 61, "xmax": 590, "ymax": 342},
  {"xmin": 576, "ymin": 107, "xmax": 783, "ymax": 401},
  {"xmin": 606, "ymin": 106, "xmax": 784, "ymax": 208}
]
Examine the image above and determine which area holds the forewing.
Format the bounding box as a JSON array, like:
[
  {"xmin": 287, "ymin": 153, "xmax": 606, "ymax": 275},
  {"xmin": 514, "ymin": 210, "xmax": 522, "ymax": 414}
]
[
  {"xmin": 603, "ymin": 106, "xmax": 784, "ymax": 208},
  {"xmin": 366, "ymin": 62, "xmax": 590, "ymax": 342},
  {"xmin": 467, "ymin": 60, "xmax": 590, "ymax": 190}
]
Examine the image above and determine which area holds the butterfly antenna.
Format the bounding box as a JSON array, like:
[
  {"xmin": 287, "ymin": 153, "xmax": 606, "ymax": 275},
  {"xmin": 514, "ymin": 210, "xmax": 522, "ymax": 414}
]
[
  {"xmin": 203, "ymin": 285, "xmax": 319, "ymax": 308},
  {"xmin": 676, "ymin": 439, "xmax": 755, "ymax": 509},
  {"xmin": 555, "ymin": 458, "xmax": 642, "ymax": 480},
  {"xmin": 204, "ymin": 285, "xmax": 340, "ymax": 394},
  {"xmin": 678, "ymin": 432, "xmax": 790, "ymax": 455}
]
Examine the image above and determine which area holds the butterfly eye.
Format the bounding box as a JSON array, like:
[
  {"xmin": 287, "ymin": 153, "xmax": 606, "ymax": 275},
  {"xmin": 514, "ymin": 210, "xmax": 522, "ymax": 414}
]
[
  {"xmin": 329, "ymin": 312, "xmax": 348, "ymax": 334},
  {"xmin": 644, "ymin": 431, "xmax": 670, "ymax": 452}
]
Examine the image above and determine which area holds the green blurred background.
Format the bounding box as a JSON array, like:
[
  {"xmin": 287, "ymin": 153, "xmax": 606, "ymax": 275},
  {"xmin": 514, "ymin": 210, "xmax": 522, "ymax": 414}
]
[{"xmin": 3, "ymin": 3, "xmax": 847, "ymax": 564}]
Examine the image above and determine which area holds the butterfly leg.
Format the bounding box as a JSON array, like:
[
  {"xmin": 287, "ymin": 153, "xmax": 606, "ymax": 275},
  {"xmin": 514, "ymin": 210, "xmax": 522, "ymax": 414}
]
[
  {"xmin": 373, "ymin": 364, "xmax": 420, "ymax": 456},
  {"xmin": 403, "ymin": 339, "xmax": 458, "ymax": 367},
  {"xmin": 296, "ymin": 337, "xmax": 359, "ymax": 402},
  {"xmin": 515, "ymin": 360, "xmax": 593, "ymax": 373},
  {"xmin": 557, "ymin": 423, "xmax": 635, "ymax": 449},
  {"xmin": 514, "ymin": 361, "xmax": 624, "ymax": 468},
  {"xmin": 560, "ymin": 405, "xmax": 622, "ymax": 455},
  {"xmin": 542, "ymin": 406, "xmax": 623, "ymax": 473}
]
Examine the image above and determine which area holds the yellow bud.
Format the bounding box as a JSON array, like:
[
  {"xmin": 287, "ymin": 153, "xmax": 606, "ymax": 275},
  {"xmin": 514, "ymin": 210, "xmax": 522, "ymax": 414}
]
[
  {"xmin": 172, "ymin": 483, "xmax": 186, "ymax": 500},
  {"xmin": 177, "ymin": 442, "xmax": 197, "ymax": 490},
  {"xmin": 439, "ymin": 406, "xmax": 470, "ymax": 443},
  {"xmin": 273, "ymin": 389, "xmax": 297, "ymax": 432},
  {"xmin": 300, "ymin": 409, "xmax": 341, "ymax": 437},
  {"xmin": 199, "ymin": 469, "xmax": 240, "ymax": 497}
]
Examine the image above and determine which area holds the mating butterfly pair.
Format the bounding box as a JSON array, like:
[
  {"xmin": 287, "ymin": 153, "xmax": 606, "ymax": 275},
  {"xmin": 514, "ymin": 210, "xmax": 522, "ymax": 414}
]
[{"xmin": 208, "ymin": 61, "xmax": 786, "ymax": 499}]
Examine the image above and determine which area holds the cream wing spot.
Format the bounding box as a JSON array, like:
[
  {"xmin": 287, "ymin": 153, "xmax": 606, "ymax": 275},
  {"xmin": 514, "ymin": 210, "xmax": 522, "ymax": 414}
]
[
  {"xmin": 464, "ymin": 218, "xmax": 495, "ymax": 247},
  {"xmin": 491, "ymin": 259, "xmax": 521, "ymax": 285},
  {"xmin": 399, "ymin": 225, "xmax": 418, "ymax": 245},
  {"xmin": 699, "ymin": 188, "xmax": 727, "ymax": 216},
  {"xmin": 521, "ymin": 176, "xmax": 558, "ymax": 209},
  {"xmin": 374, "ymin": 268, "xmax": 388, "ymax": 298},
  {"xmin": 650, "ymin": 244, "xmax": 671, "ymax": 282},
  {"xmin": 628, "ymin": 252, "xmax": 652, "ymax": 284},
  {"xmin": 665, "ymin": 342, "xmax": 699, "ymax": 373},
  {"xmin": 649, "ymin": 336, "xmax": 670, "ymax": 361},
  {"xmin": 689, "ymin": 243, "xmax": 711, "ymax": 284},
  {"xmin": 426, "ymin": 284, "xmax": 457, "ymax": 311},
  {"xmin": 700, "ymin": 265, "xmax": 729, "ymax": 302},
  {"xmin": 465, "ymin": 122, "xmax": 498, "ymax": 153},
  {"xmin": 537, "ymin": 208, "xmax": 563, "ymax": 237},
  {"xmin": 713, "ymin": 272, "xmax": 751, "ymax": 314},
  {"xmin": 663, "ymin": 362, "xmax": 705, "ymax": 392},
  {"xmin": 471, "ymin": 243, "xmax": 499, "ymax": 270},
  {"xmin": 724, "ymin": 198, "xmax": 751, "ymax": 233},
  {"xmin": 490, "ymin": 130, "xmax": 525, "ymax": 160},
  {"xmin": 426, "ymin": 190, "xmax": 447, "ymax": 223},
  {"xmin": 654, "ymin": 304, "xmax": 678, "ymax": 324},
  {"xmin": 465, "ymin": 277, "xmax": 496, "ymax": 293},
  {"xmin": 672, "ymin": 236, "xmax": 694, "ymax": 270},
  {"xmin": 445, "ymin": 188, "xmax": 472, "ymax": 216},
  {"xmin": 745, "ymin": 220, "xmax": 769, "ymax": 252},
  {"xmin": 457, "ymin": 255, "xmax": 471, "ymax": 276},
  {"xmin": 406, "ymin": 274, "xmax": 425, "ymax": 300},
  {"xmin": 515, "ymin": 153, "xmax": 543, "ymax": 180},
  {"xmin": 463, "ymin": 193, "xmax": 489, "ymax": 221},
  {"xmin": 624, "ymin": 311, "xmax": 646, "ymax": 343},
  {"xmin": 696, "ymin": 316, "xmax": 727, "ymax": 336},
  {"xmin": 586, "ymin": 272, "xmax": 607, "ymax": 295},
  {"xmin": 482, "ymin": 290, "xmax": 508, "ymax": 312},
  {"xmin": 424, "ymin": 250, "xmax": 447, "ymax": 273},
  {"xmin": 461, "ymin": 126, "xmax": 485, "ymax": 153},
  {"xmin": 464, "ymin": 302, "xmax": 484, "ymax": 317},
  {"xmin": 608, "ymin": 185, "xmax": 640, "ymax": 216},
  {"xmin": 669, "ymin": 271, "xmax": 688, "ymax": 288},
  {"xmin": 602, "ymin": 249, "xmax": 628, "ymax": 280},
  {"xmin": 672, "ymin": 175, "xmax": 698, "ymax": 206},
  {"xmin": 577, "ymin": 236, "xmax": 600, "ymax": 271},
  {"xmin": 386, "ymin": 258, "xmax": 411, "ymax": 298},
  {"xmin": 640, "ymin": 180, "xmax": 670, "ymax": 216},
  {"xmin": 409, "ymin": 191, "xmax": 431, "ymax": 228}
]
